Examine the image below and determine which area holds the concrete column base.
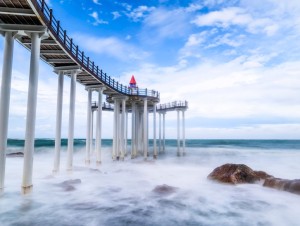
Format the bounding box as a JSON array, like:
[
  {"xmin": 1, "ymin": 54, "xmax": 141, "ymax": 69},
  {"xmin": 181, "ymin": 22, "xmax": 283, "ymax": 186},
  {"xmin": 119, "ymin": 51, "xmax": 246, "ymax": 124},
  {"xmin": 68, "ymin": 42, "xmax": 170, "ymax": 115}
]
[{"xmin": 21, "ymin": 185, "xmax": 33, "ymax": 195}]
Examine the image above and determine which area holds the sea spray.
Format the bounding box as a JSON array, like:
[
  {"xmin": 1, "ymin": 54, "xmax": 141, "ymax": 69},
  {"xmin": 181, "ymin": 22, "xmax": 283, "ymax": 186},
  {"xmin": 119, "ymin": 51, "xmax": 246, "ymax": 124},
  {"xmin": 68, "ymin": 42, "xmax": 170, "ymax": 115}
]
[{"xmin": 1, "ymin": 140, "xmax": 300, "ymax": 226}]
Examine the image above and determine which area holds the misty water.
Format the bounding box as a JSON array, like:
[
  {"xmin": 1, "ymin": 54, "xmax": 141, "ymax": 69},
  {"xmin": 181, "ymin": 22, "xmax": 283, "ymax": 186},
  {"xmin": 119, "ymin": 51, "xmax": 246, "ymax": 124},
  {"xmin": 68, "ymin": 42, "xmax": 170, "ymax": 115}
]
[{"xmin": 1, "ymin": 140, "xmax": 300, "ymax": 226}]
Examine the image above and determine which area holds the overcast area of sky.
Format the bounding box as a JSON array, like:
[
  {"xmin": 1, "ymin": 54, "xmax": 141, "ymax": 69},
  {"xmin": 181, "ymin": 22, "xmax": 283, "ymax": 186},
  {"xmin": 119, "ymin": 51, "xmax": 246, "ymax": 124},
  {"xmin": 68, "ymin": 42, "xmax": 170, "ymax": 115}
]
[{"xmin": 0, "ymin": 0, "xmax": 300, "ymax": 139}]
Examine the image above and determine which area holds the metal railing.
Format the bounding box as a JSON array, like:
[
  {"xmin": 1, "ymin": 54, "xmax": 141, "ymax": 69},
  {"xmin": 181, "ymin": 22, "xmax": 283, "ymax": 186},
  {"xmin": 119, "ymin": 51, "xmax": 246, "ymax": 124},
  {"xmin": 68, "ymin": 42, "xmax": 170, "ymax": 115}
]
[
  {"xmin": 157, "ymin": 101, "xmax": 188, "ymax": 111},
  {"xmin": 30, "ymin": 0, "xmax": 160, "ymax": 99},
  {"xmin": 91, "ymin": 102, "xmax": 114, "ymax": 111}
]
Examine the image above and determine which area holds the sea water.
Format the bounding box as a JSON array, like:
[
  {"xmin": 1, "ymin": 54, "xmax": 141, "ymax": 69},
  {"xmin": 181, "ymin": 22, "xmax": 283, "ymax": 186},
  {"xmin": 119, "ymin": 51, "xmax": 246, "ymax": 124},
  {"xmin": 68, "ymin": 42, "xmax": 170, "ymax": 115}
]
[{"xmin": 1, "ymin": 139, "xmax": 300, "ymax": 226}]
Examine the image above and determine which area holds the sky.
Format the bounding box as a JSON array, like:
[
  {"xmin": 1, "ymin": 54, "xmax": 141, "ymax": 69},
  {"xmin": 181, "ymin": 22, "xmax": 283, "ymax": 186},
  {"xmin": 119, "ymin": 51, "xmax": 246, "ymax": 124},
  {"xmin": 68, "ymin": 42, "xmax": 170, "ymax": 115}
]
[{"xmin": 1, "ymin": 0, "xmax": 300, "ymax": 139}]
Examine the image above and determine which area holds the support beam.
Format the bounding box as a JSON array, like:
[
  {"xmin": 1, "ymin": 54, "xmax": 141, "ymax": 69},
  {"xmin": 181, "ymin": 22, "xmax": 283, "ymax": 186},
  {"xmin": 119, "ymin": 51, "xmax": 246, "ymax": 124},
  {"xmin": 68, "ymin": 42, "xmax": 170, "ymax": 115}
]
[
  {"xmin": 182, "ymin": 110, "xmax": 186, "ymax": 155},
  {"xmin": 163, "ymin": 112, "xmax": 166, "ymax": 152},
  {"xmin": 0, "ymin": 7, "xmax": 35, "ymax": 17},
  {"xmin": 131, "ymin": 102, "xmax": 135, "ymax": 158},
  {"xmin": 22, "ymin": 39, "xmax": 58, "ymax": 46},
  {"xmin": 112, "ymin": 99, "xmax": 117, "ymax": 160},
  {"xmin": 177, "ymin": 110, "xmax": 180, "ymax": 156},
  {"xmin": 116, "ymin": 101, "xmax": 120, "ymax": 160},
  {"xmin": 125, "ymin": 111, "xmax": 128, "ymax": 157},
  {"xmin": 159, "ymin": 113, "xmax": 161, "ymax": 154},
  {"xmin": 120, "ymin": 99, "xmax": 126, "ymax": 160},
  {"xmin": 0, "ymin": 31, "xmax": 15, "ymax": 190},
  {"xmin": 85, "ymin": 88, "xmax": 92, "ymax": 165},
  {"xmin": 91, "ymin": 110, "xmax": 94, "ymax": 154},
  {"xmin": 143, "ymin": 98, "xmax": 148, "ymax": 160},
  {"xmin": 46, "ymin": 59, "xmax": 74, "ymax": 64},
  {"xmin": 153, "ymin": 104, "xmax": 157, "ymax": 159},
  {"xmin": 66, "ymin": 70, "xmax": 78, "ymax": 171},
  {"xmin": 40, "ymin": 50, "xmax": 67, "ymax": 55},
  {"xmin": 22, "ymin": 32, "xmax": 43, "ymax": 193},
  {"xmin": 53, "ymin": 71, "xmax": 64, "ymax": 173},
  {"xmin": 96, "ymin": 87, "xmax": 105, "ymax": 165}
]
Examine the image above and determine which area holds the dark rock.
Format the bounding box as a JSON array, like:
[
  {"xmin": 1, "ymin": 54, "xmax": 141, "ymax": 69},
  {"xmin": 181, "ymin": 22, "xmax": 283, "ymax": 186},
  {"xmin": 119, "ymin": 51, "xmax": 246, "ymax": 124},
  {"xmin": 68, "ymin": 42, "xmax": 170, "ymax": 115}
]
[
  {"xmin": 152, "ymin": 184, "xmax": 178, "ymax": 195},
  {"xmin": 209, "ymin": 164, "xmax": 300, "ymax": 196},
  {"xmin": 56, "ymin": 179, "xmax": 81, "ymax": 192},
  {"xmin": 254, "ymin": 170, "xmax": 273, "ymax": 180},
  {"xmin": 263, "ymin": 178, "xmax": 300, "ymax": 195},
  {"xmin": 6, "ymin": 152, "xmax": 24, "ymax": 157},
  {"xmin": 208, "ymin": 164, "xmax": 273, "ymax": 184}
]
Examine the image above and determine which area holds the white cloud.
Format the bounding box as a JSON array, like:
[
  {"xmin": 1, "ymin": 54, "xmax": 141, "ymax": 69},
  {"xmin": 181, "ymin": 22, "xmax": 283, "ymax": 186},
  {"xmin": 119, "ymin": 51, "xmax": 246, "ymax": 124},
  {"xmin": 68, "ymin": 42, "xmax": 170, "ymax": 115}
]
[
  {"xmin": 92, "ymin": 0, "xmax": 101, "ymax": 5},
  {"xmin": 185, "ymin": 3, "xmax": 203, "ymax": 12},
  {"xmin": 89, "ymin": 11, "xmax": 108, "ymax": 26},
  {"xmin": 73, "ymin": 34, "xmax": 148, "ymax": 61},
  {"xmin": 143, "ymin": 7, "xmax": 190, "ymax": 40},
  {"xmin": 112, "ymin": 11, "xmax": 121, "ymax": 20},
  {"xmin": 123, "ymin": 58, "xmax": 300, "ymax": 126},
  {"xmin": 192, "ymin": 7, "xmax": 278, "ymax": 36},
  {"xmin": 126, "ymin": 5, "xmax": 155, "ymax": 22},
  {"xmin": 120, "ymin": 3, "xmax": 132, "ymax": 11}
]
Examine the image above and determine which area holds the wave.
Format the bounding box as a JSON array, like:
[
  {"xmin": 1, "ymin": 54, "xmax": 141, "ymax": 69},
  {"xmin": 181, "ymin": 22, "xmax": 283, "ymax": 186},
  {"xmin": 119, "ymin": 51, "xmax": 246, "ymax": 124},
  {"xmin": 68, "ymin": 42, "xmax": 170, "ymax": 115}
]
[{"xmin": 7, "ymin": 139, "xmax": 300, "ymax": 150}]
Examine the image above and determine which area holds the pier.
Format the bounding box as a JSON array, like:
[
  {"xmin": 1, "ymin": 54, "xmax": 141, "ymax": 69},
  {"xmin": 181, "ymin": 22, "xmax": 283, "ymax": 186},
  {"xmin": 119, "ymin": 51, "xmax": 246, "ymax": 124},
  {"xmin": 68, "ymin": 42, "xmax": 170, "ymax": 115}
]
[{"xmin": 0, "ymin": 0, "xmax": 188, "ymax": 192}]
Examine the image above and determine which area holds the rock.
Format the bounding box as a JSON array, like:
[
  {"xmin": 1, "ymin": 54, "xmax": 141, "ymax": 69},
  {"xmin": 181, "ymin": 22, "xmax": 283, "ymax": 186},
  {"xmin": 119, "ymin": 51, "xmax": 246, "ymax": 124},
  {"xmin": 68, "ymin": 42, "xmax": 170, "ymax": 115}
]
[
  {"xmin": 208, "ymin": 164, "xmax": 272, "ymax": 184},
  {"xmin": 263, "ymin": 178, "xmax": 300, "ymax": 195},
  {"xmin": 56, "ymin": 179, "xmax": 81, "ymax": 192},
  {"xmin": 209, "ymin": 164, "xmax": 300, "ymax": 196},
  {"xmin": 6, "ymin": 152, "xmax": 24, "ymax": 157},
  {"xmin": 152, "ymin": 184, "xmax": 178, "ymax": 195},
  {"xmin": 254, "ymin": 171, "xmax": 273, "ymax": 180}
]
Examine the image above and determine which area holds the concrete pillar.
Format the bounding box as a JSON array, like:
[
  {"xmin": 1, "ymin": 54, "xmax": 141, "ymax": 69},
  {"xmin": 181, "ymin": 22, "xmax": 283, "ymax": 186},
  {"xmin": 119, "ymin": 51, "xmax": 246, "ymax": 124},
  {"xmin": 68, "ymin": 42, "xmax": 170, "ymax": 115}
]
[
  {"xmin": 85, "ymin": 88, "xmax": 92, "ymax": 164},
  {"xmin": 182, "ymin": 110, "xmax": 186, "ymax": 155},
  {"xmin": 91, "ymin": 109, "xmax": 94, "ymax": 154},
  {"xmin": 66, "ymin": 70, "xmax": 77, "ymax": 171},
  {"xmin": 22, "ymin": 33, "xmax": 42, "ymax": 192},
  {"xmin": 153, "ymin": 104, "xmax": 157, "ymax": 159},
  {"xmin": 143, "ymin": 99, "xmax": 148, "ymax": 160},
  {"xmin": 139, "ymin": 111, "xmax": 143, "ymax": 155},
  {"xmin": 159, "ymin": 113, "xmax": 161, "ymax": 154},
  {"xmin": 163, "ymin": 112, "xmax": 166, "ymax": 152},
  {"xmin": 125, "ymin": 111, "xmax": 128, "ymax": 157},
  {"xmin": 112, "ymin": 99, "xmax": 117, "ymax": 160},
  {"xmin": 0, "ymin": 31, "xmax": 15, "ymax": 190},
  {"xmin": 135, "ymin": 107, "xmax": 140, "ymax": 156},
  {"xmin": 131, "ymin": 102, "xmax": 135, "ymax": 158},
  {"xmin": 53, "ymin": 71, "xmax": 64, "ymax": 173},
  {"xmin": 96, "ymin": 87, "xmax": 104, "ymax": 165},
  {"xmin": 177, "ymin": 110, "xmax": 180, "ymax": 156},
  {"xmin": 116, "ymin": 101, "xmax": 120, "ymax": 159},
  {"xmin": 120, "ymin": 99, "xmax": 126, "ymax": 160}
]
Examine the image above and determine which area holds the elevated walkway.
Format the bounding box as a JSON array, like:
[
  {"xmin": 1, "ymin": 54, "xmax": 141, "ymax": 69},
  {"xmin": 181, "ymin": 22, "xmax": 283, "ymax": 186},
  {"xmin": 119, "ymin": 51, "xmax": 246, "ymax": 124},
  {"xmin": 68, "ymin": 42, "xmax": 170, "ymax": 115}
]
[{"xmin": 0, "ymin": 0, "xmax": 159, "ymax": 104}]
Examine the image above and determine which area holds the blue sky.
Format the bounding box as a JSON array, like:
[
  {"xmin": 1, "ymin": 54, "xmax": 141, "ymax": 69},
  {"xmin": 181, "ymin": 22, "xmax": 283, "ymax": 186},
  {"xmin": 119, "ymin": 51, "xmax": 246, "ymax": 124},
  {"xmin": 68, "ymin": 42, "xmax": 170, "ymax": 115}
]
[{"xmin": 1, "ymin": 0, "xmax": 300, "ymax": 139}]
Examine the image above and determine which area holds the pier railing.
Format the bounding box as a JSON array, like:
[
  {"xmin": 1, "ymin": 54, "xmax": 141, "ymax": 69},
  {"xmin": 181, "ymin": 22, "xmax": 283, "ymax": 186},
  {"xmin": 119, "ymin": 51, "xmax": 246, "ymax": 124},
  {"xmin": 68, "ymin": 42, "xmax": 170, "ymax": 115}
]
[
  {"xmin": 157, "ymin": 101, "xmax": 188, "ymax": 111},
  {"xmin": 92, "ymin": 102, "xmax": 114, "ymax": 111},
  {"xmin": 30, "ymin": 0, "xmax": 159, "ymax": 99}
]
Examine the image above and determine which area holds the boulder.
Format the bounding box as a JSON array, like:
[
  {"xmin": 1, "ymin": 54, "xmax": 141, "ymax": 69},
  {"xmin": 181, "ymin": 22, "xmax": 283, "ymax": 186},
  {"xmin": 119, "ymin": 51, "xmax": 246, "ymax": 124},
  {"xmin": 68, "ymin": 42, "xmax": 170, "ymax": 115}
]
[
  {"xmin": 208, "ymin": 163, "xmax": 273, "ymax": 184},
  {"xmin": 56, "ymin": 179, "xmax": 81, "ymax": 192},
  {"xmin": 263, "ymin": 178, "xmax": 300, "ymax": 195},
  {"xmin": 208, "ymin": 164, "xmax": 300, "ymax": 196},
  {"xmin": 6, "ymin": 152, "xmax": 24, "ymax": 157},
  {"xmin": 152, "ymin": 184, "xmax": 178, "ymax": 195}
]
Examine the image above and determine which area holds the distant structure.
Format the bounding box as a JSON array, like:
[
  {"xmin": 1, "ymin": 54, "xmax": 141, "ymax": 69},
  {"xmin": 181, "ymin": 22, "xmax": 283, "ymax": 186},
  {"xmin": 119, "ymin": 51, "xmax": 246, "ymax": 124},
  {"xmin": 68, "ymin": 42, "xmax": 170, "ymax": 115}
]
[{"xmin": 129, "ymin": 75, "xmax": 137, "ymax": 88}]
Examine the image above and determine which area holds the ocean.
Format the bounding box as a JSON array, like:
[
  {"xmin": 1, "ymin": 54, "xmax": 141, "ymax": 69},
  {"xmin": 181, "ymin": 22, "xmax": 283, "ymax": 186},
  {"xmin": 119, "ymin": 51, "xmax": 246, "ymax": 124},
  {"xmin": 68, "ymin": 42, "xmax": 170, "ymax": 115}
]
[{"xmin": 1, "ymin": 139, "xmax": 300, "ymax": 226}]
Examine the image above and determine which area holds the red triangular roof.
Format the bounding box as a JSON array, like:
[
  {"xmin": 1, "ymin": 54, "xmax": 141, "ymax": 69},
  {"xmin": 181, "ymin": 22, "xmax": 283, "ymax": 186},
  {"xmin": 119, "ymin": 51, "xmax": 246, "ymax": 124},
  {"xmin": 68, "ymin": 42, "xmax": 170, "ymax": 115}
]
[{"xmin": 129, "ymin": 75, "xmax": 137, "ymax": 84}]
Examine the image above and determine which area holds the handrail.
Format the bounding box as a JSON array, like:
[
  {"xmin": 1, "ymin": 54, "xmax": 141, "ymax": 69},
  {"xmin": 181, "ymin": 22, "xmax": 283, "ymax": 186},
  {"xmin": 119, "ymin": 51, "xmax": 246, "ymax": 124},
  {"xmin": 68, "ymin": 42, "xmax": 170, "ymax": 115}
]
[
  {"xmin": 157, "ymin": 101, "xmax": 188, "ymax": 110},
  {"xmin": 92, "ymin": 101, "xmax": 114, "ymax": 110},
  {"xmin": 30, "ymin": 0, "xmax": 159, "ymax": 99}
]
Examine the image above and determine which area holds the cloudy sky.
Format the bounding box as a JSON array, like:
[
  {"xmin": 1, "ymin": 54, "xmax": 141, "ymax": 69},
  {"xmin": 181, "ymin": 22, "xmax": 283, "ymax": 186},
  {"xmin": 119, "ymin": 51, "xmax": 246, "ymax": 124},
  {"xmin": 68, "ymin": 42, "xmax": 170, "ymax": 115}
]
[{"xmin": 1, "ymin": 0, "xmax": 300, "ymax": 139}]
